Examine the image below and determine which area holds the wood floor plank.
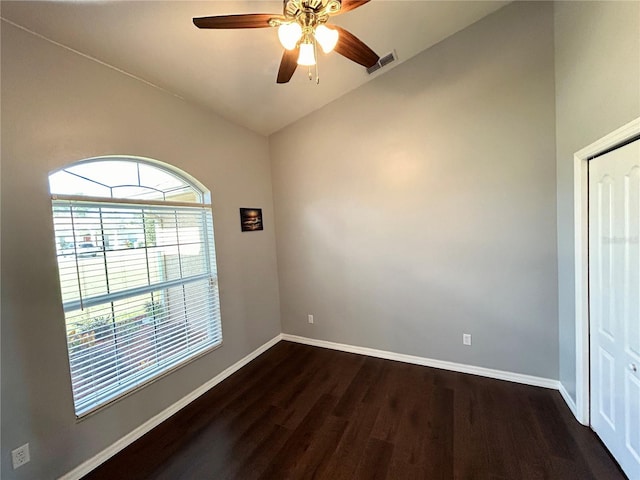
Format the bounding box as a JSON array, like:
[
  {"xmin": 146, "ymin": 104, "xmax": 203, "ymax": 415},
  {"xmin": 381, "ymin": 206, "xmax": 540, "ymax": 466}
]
[
  {"xmin": 83, "ymin": 341, "xmax": 628, "ymax": 480},
  {"xmin": 269, "ymin": 349, "xmax": 362, "ymax": 430},
  {"xmin": 424, "ymin": 386, "xmax": 455, "ymax": 479},
  {"xmin": 257, "ymin": 393, "xmax": 342, "ymax": 479},
  {"xmin": 452, "ymin": 374, "xmax": 492, "ymax": 480},
  {"xmin": 478, "ymin": 382, "xmax": 524, "ymax": 479},
  {"xmin": 333, "ymin": 356, "xmax": 383, "ymax": 418},
  {"xmin": 218, "ymin": 423, "xmax": 291, "ymax": 480},
  {"xmin": 352, "ymin": 437, "xmax": 394, "ymax": 480},
  {"xmin": 503, "ymin": 388, "xmax": 555, "ymax": 480},
  {"xmin": 369, "ymin": 361, "xmax": 425, "ymax": 444},
  {"xmin": 322, "ymin": 401, "xmax": 382, "ymax": 479}
]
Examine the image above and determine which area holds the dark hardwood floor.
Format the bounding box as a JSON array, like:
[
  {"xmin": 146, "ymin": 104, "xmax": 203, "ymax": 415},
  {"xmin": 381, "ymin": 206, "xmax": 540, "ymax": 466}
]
[{"xmin": 83, "ymin": 341, "xmax": 626, "ymax": 480}]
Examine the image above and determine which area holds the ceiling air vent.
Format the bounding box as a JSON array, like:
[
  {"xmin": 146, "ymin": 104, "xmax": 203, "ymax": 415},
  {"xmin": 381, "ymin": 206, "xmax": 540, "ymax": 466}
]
[{"xmin": 366, "ymin": 51, "xmax": 397, "ymax": 75}]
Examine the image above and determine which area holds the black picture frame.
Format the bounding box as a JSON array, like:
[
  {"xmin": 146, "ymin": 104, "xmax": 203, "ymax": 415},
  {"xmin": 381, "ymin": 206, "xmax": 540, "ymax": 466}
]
[{"xmin": 240, "ymin": 208, "xmax": 263, "ymax": 232}]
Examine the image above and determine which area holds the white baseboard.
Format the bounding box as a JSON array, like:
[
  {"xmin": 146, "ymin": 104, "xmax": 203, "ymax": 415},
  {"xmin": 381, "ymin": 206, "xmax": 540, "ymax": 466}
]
[
  {"xmin": 559, "ymin": 382, "xmax": 579, "ymax": 420},
  {"xmin": 281, "ymin": 334, "xmax": 560, "ymax": 390},
  {"xmin": 59, "ymin": 334, "xmax": 283, "ymax": 480}
]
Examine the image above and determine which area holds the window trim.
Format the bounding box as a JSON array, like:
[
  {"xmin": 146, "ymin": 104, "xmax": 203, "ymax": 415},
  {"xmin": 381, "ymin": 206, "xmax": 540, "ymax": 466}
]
[{"xmin": 52, "ymin": 193, "xmax": 213, "ymax": 209}]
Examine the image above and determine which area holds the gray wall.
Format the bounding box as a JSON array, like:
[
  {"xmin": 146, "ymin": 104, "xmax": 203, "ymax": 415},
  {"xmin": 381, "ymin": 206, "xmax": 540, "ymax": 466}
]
[
  {"xmin": 554, "ymin": 1, "xmax": 640, "ymax": 402},
  {"xmin": 270, "ymin": 2, "xmax": 559, "ymax": 379},
  {"xmin": 1, "ymin": 22, "xmax": 281, "ymax": 479}
]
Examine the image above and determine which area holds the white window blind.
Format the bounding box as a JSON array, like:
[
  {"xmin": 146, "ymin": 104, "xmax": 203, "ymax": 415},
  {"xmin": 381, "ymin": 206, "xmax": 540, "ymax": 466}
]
[{"xmin": 50, "ymin": 160, "xmax": 222, "ymax": 417}]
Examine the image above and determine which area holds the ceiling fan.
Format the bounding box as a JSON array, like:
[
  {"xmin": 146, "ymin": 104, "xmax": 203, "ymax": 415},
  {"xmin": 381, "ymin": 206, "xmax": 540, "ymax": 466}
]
[{"xmin": 193, "ymin": 0, "xmax": 380, "ymax": 84}]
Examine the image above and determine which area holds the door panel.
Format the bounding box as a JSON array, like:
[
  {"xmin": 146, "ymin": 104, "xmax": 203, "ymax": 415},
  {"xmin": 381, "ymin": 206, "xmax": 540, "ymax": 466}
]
[
  {"xmin": 599, "ymin": 177, "xmax": 615, "ymax": 340},
  {"xmin": 626, "ymin": 372, "xmax": 640, "ymax": 463},
  {"xmin": 589, "ymin": 139, "xmax": 640, "ymax": 480},
  {"xmin": 598, "ymin": 347, "xmax": 616, "ymax": 429},
  {"xmin": 626, "ymin": 166, "xmax": 640, "ymax": 361}
]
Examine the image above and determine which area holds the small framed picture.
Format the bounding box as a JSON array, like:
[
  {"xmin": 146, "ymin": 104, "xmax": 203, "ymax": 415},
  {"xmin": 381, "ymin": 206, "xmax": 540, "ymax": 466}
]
[{"xmin": 240, "ymin": 208, "xmax": 263, "ymax": 232}]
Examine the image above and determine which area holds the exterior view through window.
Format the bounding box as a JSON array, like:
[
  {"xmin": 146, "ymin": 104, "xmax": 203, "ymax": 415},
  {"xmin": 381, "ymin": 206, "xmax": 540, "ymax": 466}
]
[{"xmin": 49, "ymin": 157, "xmax": 222, "ymax": 417}]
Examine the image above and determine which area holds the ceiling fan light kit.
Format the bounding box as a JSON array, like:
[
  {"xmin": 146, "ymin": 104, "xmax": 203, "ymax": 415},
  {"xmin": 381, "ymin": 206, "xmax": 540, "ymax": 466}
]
[
  {"xmin": 278, "ymin": 22, "xmax": 303, "ymax": 50},
  {"xmin": 314, "ymin": 25, "xmax": 339, "ymax": 54},
  {"xmin": 193, "ymin": 0, "xmax": 380, "ymax": 84},
  {"xmin": 297, "ymin": 41, "xmax": 317, "ymax": 66}
]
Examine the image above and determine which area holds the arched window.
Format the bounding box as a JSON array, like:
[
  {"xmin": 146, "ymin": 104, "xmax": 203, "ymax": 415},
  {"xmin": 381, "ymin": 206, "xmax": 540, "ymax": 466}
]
[{"xmin": 49, "ymin": 157, "xmax": 222, "ymax": 417}]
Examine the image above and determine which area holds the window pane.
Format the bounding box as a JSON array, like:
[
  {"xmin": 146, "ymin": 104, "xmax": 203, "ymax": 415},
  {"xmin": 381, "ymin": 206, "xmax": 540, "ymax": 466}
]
[
  {"xmin": 50, "ymin": 170, "xmax": 112, "ymax": 198},
  {"xmin": 67, "ymin": 161, "xmax": 139, "ymax": 189},
  {"xmin": 164, "ymin": 186, "xmax": 200, "ymax": 203},
  {"xmin": 156, "ymin": 214, "xmax": 179, "ymax": 247},
  {"xmin": 65, "ymin": 279, "xmax": 220, "ymax": 414},
  {"xmin": 76, "ymin": 256, "xmax": 108, "ymax": 299},
  {"xmin": 65, "ymin": 303, "xmax": 119, "ymax": 405},
  {"xmin": 112, "ymin": 186, "xmax": 165, "ymax": 202},
  {"xmin": 105, "ymin": 249, "xmax": 150, "ymax": 293},
  {"xmin": 138, "ymin": 163, "xmax": 184, "ymax": 193}
]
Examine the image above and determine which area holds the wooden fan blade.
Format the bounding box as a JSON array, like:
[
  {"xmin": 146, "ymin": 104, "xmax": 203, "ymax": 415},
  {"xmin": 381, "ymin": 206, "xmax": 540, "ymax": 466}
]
[
  {"xmin": 193, "ymin": 14, "xmax": 277, "ymax": 29},
  {"xmin": 277, "ymin": 48, "xmax": 299, "ymax": 84},
  {"xmin": 334, "ymin": 0, "xmax": 370, "ymax": 14},
  {"xmin": 332, "ymin": 26, "xmax": 379, "ymax": 68}
]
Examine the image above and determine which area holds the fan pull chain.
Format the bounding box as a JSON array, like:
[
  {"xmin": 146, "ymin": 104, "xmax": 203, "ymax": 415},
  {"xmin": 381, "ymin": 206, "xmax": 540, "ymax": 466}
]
[
  {"xmin": 306, "ymin": 41, "xmax": 320, "ymax": 85},
  {"xmin": 315, "ymin": 40, "xmax": 320, "ymax": 85}
]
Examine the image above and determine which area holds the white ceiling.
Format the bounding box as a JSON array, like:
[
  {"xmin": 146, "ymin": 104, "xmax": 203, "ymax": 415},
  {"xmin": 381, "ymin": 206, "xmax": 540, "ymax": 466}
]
[{"xmin": 1, "ymin": 1, "xmax": 508, "ymax": 135}]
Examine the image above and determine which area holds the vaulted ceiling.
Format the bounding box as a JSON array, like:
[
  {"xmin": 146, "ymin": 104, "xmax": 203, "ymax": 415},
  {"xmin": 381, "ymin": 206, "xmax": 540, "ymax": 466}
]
[{"xmin": 1, "ymin": 1, "xmax": 508, "ymax": 135}]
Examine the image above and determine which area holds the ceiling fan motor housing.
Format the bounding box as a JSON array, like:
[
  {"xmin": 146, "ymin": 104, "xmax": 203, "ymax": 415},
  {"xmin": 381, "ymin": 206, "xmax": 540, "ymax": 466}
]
[{"xmin": 284, "ymin": 0, "xmax": 341, "ymax": 23}]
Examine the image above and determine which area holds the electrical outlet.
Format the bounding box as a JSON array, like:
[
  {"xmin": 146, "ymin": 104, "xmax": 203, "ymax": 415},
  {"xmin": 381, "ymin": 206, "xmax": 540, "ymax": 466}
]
[
  {"xmin": 308, "ymin": 314, "xmax": 314, "ymax": 324},
  {"xmin": 463, "ymin": 334, "xmax": 472, "ymax": 346},
  {"xmin": 12, "ymin": 443, "xmax": 30, "ymax": 470}
]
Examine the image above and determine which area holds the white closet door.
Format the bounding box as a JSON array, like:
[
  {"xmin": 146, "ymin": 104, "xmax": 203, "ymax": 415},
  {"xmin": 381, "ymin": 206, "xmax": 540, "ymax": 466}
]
[{"xmin": 589, "ymin": 139, "xmax": 640, "ymax": 480}]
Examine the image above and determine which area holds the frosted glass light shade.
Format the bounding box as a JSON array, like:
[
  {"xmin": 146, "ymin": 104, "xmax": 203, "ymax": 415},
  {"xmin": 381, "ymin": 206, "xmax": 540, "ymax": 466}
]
[
  {"xmin": 314, "ymin": 25, "xmax": 339, "ymax": 53},
  {"xmin": 278, "ymin": 22, "xmax": 302, "ymax": 50},
  {"xmin": 297, "ymin": 42, "xmax": 316, "ymax": 66}
]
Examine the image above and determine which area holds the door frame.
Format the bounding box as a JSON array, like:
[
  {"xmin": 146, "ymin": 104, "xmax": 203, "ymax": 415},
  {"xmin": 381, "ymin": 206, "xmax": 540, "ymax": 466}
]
[{"xmin": 573, "ymin": 117, "xmax": 640, "ymax": 426}]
